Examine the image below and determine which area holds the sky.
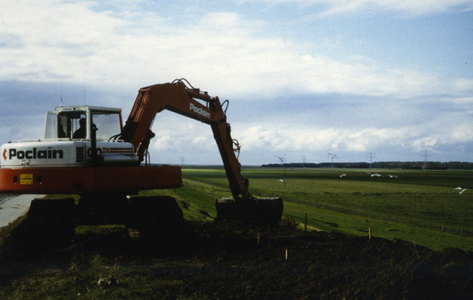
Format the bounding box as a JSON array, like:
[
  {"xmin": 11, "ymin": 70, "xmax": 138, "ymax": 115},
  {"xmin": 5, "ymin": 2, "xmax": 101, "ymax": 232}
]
[{"xmin": 1, "ymin": 0, "xmax": 472, "ymax": 166}]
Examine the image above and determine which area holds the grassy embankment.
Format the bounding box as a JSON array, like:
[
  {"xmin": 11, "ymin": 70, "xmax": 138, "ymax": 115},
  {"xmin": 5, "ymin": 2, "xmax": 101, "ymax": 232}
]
[
  {"xmin": 4, "ymin": 168, "xmax": 470, "ymax": 252},
  {"xmin": 157, "ymin": 167, "xmax": 473, "ymax": 252}
]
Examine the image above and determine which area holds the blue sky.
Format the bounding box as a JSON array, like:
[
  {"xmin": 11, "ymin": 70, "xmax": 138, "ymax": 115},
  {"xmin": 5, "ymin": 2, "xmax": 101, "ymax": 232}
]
[{"xmin": 1, "ymin": 0, "xmax": 472, "ymax": 165}]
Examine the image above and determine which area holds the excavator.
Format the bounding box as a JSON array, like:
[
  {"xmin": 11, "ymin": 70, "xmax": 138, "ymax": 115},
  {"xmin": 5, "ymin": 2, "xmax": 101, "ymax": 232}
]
[{"xmin": 0, "ymin": 79, "xmax": 283, "ymax": 238}]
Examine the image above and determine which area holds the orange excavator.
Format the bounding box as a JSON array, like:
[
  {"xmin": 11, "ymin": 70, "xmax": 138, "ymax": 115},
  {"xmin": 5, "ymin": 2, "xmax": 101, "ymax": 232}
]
[{"xmin": 0, "ymin": 79, "xmax": 283, "ymax": 237}]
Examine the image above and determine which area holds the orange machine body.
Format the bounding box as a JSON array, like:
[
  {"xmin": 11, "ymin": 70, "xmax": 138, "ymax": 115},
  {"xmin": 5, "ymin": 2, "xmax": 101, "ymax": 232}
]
[{"xmin": 0, "ymin": 165, "xmax": 182, "ymax": 194}]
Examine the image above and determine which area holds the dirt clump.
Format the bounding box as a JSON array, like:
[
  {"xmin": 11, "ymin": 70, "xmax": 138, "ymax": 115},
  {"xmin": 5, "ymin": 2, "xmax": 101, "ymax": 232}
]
[{"xmin": 1, "ymin": 220, "xmax": 472, "ymax": 299}]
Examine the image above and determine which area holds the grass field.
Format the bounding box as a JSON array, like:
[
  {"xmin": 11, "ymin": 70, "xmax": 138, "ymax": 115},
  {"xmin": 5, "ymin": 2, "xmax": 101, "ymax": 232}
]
[
  {"xmin": 2, "ymin": 167, "xmax": 471, "ymax": 299},
  {"xmin": 156, "ymin": 167, "xmax": 473, "ymax": 252}
]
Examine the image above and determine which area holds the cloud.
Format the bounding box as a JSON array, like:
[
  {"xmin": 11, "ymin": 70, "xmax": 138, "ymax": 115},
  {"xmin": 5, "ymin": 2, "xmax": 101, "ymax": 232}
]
[
  {"xmin": 233, "ymin": 114, "xmax": 473, "ymax": 159},
  {"xmin": 449, "ymin": 123, "xmax": 473, "ymax": 143},
  {"xmin": 453, "ymin": 78, "xmax": 473, "ymax": 94},
  {"xmin": 320, "ymin": 0, "xmax": 473, "ymax": 16},
  {"xmin": 235, "ymin": 125, "xmax": 404, "ymax": 152},
  {"xmin": 1, "ymin": 0, "xmax": 469, "ymax": 102},
  {"xmin": 1, "ymin": 0, "xmax": 472, "ymax": 164},
  {"xmin": 239, "ymin": 0, "xmax": 473, "ymax": 16},
  {"xmin": 153, "ymin": 134, "xmax": 172, "ymax": 151}
]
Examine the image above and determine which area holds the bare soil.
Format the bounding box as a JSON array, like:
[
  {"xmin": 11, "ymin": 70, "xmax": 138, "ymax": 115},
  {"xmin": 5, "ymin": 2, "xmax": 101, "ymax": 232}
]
[{"xmin": 1, "ymin": 219, "xmax": 473, "ymax": 299}]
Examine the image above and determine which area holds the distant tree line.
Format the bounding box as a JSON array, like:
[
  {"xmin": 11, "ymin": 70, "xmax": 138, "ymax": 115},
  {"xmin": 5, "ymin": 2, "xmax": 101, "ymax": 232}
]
[{"xmin": 261, "ymin": 161, "xmax": 473, "ymax": 170}]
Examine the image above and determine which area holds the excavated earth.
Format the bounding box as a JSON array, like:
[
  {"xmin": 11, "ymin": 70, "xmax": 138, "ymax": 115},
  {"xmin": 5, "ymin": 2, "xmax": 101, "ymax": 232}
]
[{"xmin": 1, "ymin": 219, "xmax": 473, "ymax": 299}]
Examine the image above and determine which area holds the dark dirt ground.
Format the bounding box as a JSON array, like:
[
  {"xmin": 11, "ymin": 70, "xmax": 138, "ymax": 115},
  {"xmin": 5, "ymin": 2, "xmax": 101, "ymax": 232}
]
[{"xmin": 1, "ymin": 219, "xmax": 473, "ymax": 299}]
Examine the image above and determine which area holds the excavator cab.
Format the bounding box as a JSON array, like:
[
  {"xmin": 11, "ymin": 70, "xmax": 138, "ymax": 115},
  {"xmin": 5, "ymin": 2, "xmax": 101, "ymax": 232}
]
[{"xmin": 45, "ymin": 106, "xmax": 123, "ymax": 141}]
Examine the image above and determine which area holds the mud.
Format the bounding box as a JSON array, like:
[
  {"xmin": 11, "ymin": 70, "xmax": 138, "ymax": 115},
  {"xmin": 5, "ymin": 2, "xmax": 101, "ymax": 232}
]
[{"xmin": 1, "ymin": 220, "xmax": 472, "ymax": 299}]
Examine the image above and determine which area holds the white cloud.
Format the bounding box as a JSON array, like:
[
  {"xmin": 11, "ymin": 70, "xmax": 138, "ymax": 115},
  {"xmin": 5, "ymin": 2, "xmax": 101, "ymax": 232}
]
[
  {"xmin": 235, "ymin": 125, "xmax": 409, "ymax": 153},
  {"xmin": 149, "ymin": 117, "xmax": 217, "ymax": 150},
  {"xmin": 1, "ymin": 0, "xmax": 468, "ymax": 102},
  {"xmin": 321, "ymin": 0, "xmax": 473, "ymax": 16},
  {"xmin": 453, "ymin": 78, "xmax": 473, "ymax": 94},
  {"xmin": 450, "ymin": 123, "xmax": 473, "ymax": 143},
  {"xmin": 239, "ymin": 0, "xmax": 473, "ymax": 16},
  {"xmin": 1, "ymin": 0, "xmax": 472, "ymax": 164},
  {"xmin": 153, "ymin": 134, "xmax": 172, "ymax": 150},
  {"xmin": 232, "ymin": 117, "xmax": 473, "ymax": 160}
]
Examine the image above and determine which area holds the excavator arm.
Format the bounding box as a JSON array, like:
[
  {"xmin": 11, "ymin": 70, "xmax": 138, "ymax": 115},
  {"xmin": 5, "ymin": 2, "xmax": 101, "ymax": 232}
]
[
  {"xmin": 120, "ymin": 79, "xmax": 249, "ymax": 201},
  {"xmin": 119, "ymin": 79, "xmax": 283, "ymax": 225}
]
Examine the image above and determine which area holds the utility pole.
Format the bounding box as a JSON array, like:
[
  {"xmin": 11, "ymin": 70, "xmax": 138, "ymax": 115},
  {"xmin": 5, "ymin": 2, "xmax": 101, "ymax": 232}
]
[
  {"xmin": 327, "ymin": 153, "xmax": 337, "ymax": 168},
  {"xmin": 423, "ymin": 150, "xmax": 430, "ymax": 170},
  {"xmin": 368, "ymin": 152, "xmax": 376, "ymax": 169}
]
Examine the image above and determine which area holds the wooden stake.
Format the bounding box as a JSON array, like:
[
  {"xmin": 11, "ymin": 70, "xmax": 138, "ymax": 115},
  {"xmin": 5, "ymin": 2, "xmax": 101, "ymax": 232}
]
[
  {"xmin": 257, "ymin": 232, "xmax": 260, "ymax": 244},
  {"xmin": 304, "ymin": 213, "xmax": 307, "ymax": 232},
  {"xmin": 285, "ymin": 249, "xmax": 288, "ymax": 260},
  {"xmin": 368, "ymin": 227, "xmax": 372, "ymax": 240}
]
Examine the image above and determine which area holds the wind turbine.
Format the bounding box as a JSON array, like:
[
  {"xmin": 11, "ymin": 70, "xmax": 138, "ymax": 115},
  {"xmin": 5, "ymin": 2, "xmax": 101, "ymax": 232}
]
[
  {"xmin": 327, "ymin": 153, "xmax": 337, "ymax": 168},
  {"xmin": 275, "ymin": 156, "xmax": 285, "ymax": 167},
  {"xmin": 275, "ymin": 155, "xmax": 287, "ymax": 176}
]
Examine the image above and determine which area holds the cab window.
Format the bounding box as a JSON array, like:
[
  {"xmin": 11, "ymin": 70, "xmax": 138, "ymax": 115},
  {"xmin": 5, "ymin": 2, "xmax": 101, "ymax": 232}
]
[
  {"xmin": 55, "ymin": 111, "xmax": 87, "ymax": 139},
  {"xmin": 92, "ymin": 113, "xmax": 121, "ymax": 141}
]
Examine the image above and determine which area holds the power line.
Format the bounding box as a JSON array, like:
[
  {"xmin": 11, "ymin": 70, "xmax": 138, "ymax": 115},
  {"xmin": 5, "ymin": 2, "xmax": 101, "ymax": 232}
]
[{"xmin": 421, "ymin": 150, "xmax": 431, "ymax": 170}]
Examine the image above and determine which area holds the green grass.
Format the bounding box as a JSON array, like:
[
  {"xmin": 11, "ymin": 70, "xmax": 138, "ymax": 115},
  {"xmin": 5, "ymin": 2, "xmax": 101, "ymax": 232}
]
[
  {"xmin": 1, "ymin": 246, "xmax": 180, "ymax": 300},
  {"xmin": 138, "ymin": 181, "xmax": 217, "ymax": 221},
  {"xmin": 10, "ymin": 168, "xmax": 472, "ymax": 252},
  {"xmin": 283, "ymin": 201, "xmax": 473, "ymax": 252},
  {"xmin": 178, "ymin": 167, "xmax": 473, "ymax": 252}
]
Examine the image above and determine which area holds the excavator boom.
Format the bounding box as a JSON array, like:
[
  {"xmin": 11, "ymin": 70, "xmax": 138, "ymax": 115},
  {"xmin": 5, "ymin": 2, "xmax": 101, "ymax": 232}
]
[
  {"xmin": 120, "ymin": 79, "xmax": 249, "ymax": 201},
  {"xmin": 120, "ymin": 79, "xmax": 282, "ymax": 224}
]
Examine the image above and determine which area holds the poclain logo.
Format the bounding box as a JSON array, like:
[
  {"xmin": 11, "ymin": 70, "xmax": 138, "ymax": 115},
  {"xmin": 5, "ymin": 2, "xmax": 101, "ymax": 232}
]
[
  {"xmin": 189, "ymin": 103, "xmax": 211, "ymax": 118},
  {"xmin": 5, "ymin": 148, "xmax": 64, "ymax": 160}
]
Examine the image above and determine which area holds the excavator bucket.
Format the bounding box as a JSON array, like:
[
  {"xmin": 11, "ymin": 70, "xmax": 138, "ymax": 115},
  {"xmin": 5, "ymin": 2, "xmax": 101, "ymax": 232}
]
[{"xmin": 215, "ymin": 197, "xmax": 283, "ymax": 226}]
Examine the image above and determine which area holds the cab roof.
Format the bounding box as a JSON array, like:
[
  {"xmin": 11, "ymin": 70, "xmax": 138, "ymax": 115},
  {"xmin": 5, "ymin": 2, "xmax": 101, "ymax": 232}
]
[{"xmin": 54, "ymin": 105, "xmax": 122, "ymax": 114}]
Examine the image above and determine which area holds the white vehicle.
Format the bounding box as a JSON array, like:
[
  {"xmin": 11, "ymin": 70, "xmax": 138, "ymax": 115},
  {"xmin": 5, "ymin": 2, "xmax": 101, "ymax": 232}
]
[{"xmin": 2, "ymin": 106, "xmax": 138, "ymax": 169}]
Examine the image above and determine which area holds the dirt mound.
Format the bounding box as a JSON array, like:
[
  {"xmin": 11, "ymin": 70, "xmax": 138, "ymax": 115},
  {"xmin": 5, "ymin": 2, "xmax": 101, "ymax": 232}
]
[{"xmin": 1, "ymin": 220, "xmax": 472, "ymax": 299}]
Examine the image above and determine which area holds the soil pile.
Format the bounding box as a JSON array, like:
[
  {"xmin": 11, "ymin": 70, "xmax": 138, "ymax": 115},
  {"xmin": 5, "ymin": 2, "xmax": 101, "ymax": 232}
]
[{"xmin": 1, "ymin": 220, "xmax": 472, "ymax": 299}]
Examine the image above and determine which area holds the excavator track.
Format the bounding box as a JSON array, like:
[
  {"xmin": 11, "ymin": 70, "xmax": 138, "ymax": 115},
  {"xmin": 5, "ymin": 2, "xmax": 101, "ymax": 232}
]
[
  {"xmin": 24, "ymin": 198, "xmax": 76, "ymax": 242},
  {"xmin": 20, "ymin": 195, "xmax": 184, "ymax": 242}
]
